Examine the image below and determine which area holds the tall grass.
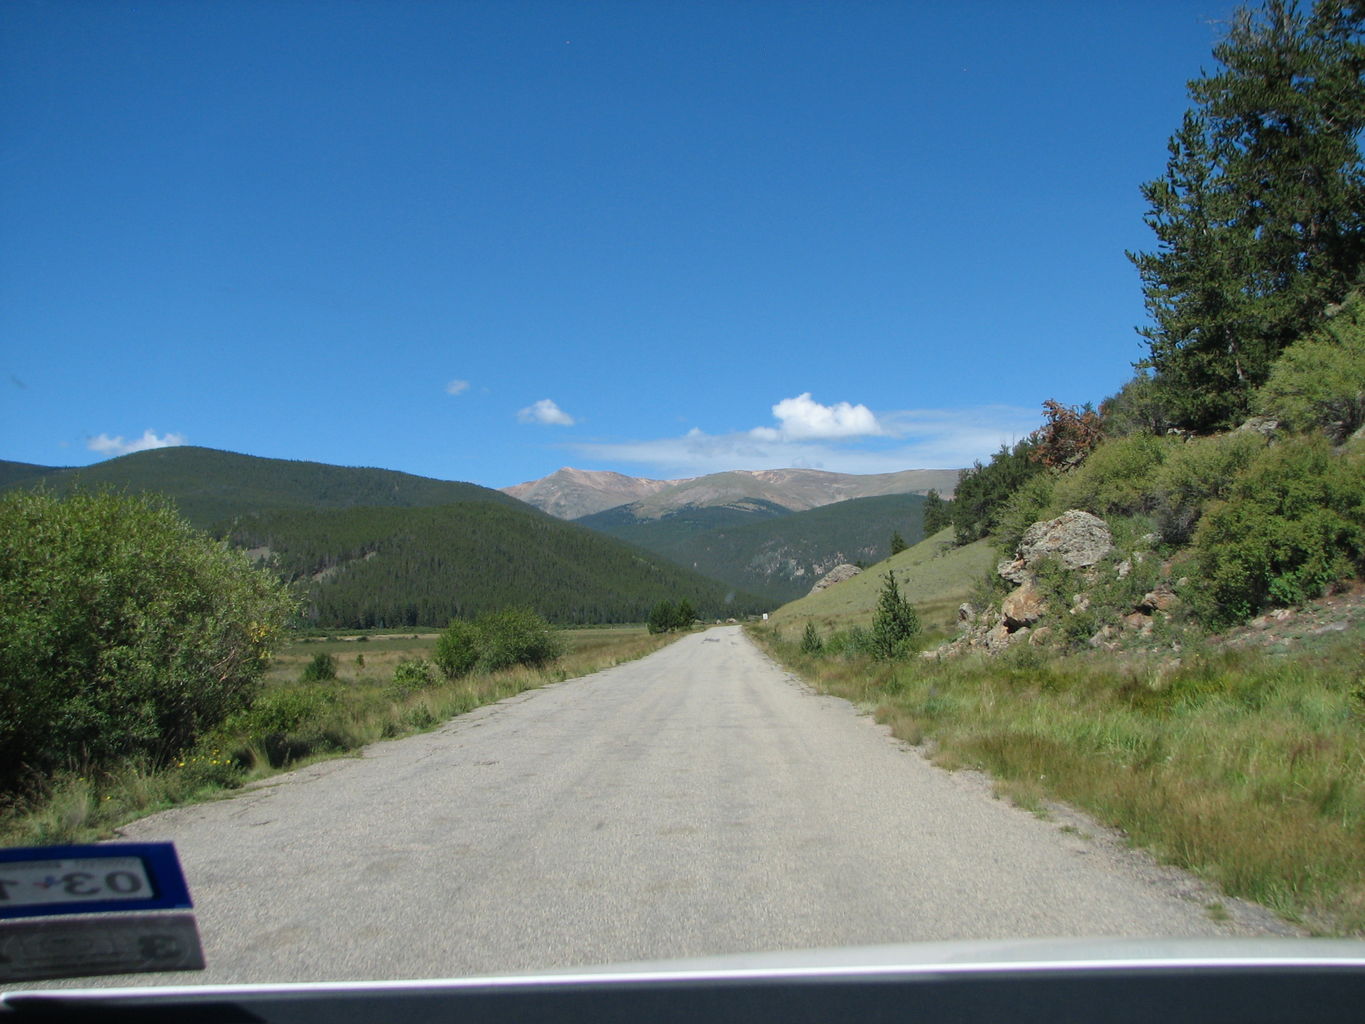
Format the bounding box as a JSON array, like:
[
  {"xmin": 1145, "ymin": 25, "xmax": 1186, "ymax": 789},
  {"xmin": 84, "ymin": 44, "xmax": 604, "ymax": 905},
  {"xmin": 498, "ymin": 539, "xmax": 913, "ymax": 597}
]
[
  {"xmin": 751, "ymin": 624, "xmax": 1365, "ymax": 935},
  {"xmin": 0, "ymin": 626, "xmax": 677, "ymax": 848}
]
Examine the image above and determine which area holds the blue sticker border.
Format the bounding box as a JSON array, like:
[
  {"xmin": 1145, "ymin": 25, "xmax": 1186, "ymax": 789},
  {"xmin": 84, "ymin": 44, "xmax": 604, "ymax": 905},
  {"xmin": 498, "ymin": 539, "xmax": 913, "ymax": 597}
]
[{"xmin": 0, "ymin": 842, "xmax": 192, "ymax": 919}]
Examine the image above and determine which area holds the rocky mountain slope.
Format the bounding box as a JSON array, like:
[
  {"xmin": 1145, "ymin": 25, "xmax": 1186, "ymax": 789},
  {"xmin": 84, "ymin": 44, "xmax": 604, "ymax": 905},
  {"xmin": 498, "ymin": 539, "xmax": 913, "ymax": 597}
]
[{"xmin": 503, "ymin": 466, "xmax": 961, "ymax": 519}]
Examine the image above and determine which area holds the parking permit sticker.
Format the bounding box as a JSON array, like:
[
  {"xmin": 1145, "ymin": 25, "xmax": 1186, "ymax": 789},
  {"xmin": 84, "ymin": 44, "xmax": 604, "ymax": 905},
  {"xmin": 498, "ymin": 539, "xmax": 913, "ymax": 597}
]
[{"xmin": 0, "ymin": 843, "xmax": 203, "ymax": 982}]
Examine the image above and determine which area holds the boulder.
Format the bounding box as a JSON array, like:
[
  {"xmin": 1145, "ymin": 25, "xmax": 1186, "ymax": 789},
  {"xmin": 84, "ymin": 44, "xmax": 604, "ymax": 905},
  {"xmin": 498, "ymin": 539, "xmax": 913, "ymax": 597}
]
[
  {"xmin": 1001, "ymin": 581, "xmax": 1047, "ymax": 630},
  {"xmin": 1138, "ymin": 584, "xmax": 1179, "ymax": 613},
  {"xmin": 809, "ymin": 563, "xmax": 862, "ymax": 594},
  {"xmin": 1016, "ymin": 510, "xmax": 1114, "ymax": 572}
]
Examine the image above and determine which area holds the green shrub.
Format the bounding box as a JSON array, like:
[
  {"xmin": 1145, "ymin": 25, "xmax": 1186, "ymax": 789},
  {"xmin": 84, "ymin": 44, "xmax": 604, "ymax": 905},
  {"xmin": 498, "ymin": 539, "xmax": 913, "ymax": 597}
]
[
  {"xmin": 300, "ymin": 652, "xmax": 338, "ymax": 682},
  {"xmin": 0, "ymin": 490, "xmax": 295, "ymax": 792},
  {"xmin": 228, "ymin": 685, "xmax": 339, "ymax": 736},
  {"xmin": 388, "ymin": 658, "xmax": 436, "ymax": 699},
  {"xmin": 433, "ymin": 609, "xmax": 564, "ymax": 677},
  {"xmin": 474, "ymin": 608, "xmax": 564, "ymax": 672},
  {"xmin": 1193, "ymin": 436, "xmax": 1365, "ymax": 624},
  {"xmin": 1050, "ymin": 433, "xmax": 1176, "ymax": 518},
  {"xmin": 1099, "ymin": 372, "xmax": 1171, "ymax": 437},
  {"xmin": 800, "ymin": 621, "xmax": 824, "ymax": 655},
  {"xmin": 433, "ymin": 619, "xmax": 480, "ymax": 679},
  {"xmin": 992, "ymin": 473, "xmax": 1058, "ymax": 559},
  {"xmin": 1151, "ymin": 431, "xmax": 1268, "ymax": 544},
  {"xmin": 1255, "ymin": 295, "xmax": 1365, "ymax": 441},
  {"xmin": 645, "ymin": 599, "xmax": 695, "ymax": 634}
]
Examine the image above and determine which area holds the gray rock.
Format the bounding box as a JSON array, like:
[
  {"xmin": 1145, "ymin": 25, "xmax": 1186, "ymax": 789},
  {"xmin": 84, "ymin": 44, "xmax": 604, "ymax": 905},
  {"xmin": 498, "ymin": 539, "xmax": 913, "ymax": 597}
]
[
  {"xmin": 1015, "ymin": 509, "xmax": 1114, "ymax": 573},
  {"xmin": 809, "ymin": 563, "xmax": 862, "ymax": 594}
]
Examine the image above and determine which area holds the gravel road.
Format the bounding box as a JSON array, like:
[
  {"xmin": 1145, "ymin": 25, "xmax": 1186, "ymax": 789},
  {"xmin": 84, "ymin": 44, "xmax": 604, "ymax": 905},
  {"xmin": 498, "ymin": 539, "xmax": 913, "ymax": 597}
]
[{"xmin": 72, "ymin": 626, "xmax": 1290, "ymax": 984}]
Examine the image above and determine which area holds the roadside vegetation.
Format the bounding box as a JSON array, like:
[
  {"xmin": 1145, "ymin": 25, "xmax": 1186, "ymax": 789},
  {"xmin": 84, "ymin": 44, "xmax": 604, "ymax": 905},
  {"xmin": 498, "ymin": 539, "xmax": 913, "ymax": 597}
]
[
  {"xmin": 0, "ymin": 622, "xmax": 677, "ymax": 849},
  {"xmin": 0, "ymin": 487, "xmax": 684, "ymax": 847},
  {"xmin": 758, "ymin": 1, "xmax": 1365, "ymax": 936},
  {"xmin": 751, "ymin": 621, "xmax": 1365, "ymax": 935}
]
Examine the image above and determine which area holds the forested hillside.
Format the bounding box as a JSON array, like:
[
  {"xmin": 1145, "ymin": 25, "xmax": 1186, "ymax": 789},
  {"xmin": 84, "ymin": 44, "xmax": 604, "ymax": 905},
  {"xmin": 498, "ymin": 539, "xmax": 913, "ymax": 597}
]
[
  {"xmin": 223, "ymin": 502, "xmax": 765, "ymax": 627},
  {"xmin": 575, "ymin": 498, "xmax": 792, "ymax": 550},
  {"xmin": 580, "ymin": 493, "xmax": 927, "ymax": 605},
  {"xmin": 0, "ymin": 460, "xmax": 54, "ymax": 488},
  {"xmin": 0, "ymin": 447, "xmax": 523, "ymax": 529}
]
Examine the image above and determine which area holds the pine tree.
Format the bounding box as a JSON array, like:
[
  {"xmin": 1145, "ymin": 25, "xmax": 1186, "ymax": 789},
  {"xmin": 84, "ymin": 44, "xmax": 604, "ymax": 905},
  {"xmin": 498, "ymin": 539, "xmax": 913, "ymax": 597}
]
[
  {"xmin": 869, "ymin": 570, "xmax": 920, "ymax": 660},
  {"xmin": 921, "ymin": 489, "xmax": 951, "ymax": 535},
  {"xmin": 890, "ymin": 530, "xmax": 908, "ymax": 555},
  {"xmin": 1130, "ymin": 0, "xmax": 1365, "ymax": 430}
]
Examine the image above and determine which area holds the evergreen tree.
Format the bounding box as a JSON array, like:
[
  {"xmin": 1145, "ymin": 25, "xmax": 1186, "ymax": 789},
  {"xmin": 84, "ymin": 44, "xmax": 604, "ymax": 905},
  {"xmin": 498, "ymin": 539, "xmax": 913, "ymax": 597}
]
[
  {"xmin": 921, "ymin": 489, "xmax": 951, "ymax": 535},
  {"xmin": 675, "ymin": 598, "xmax": 696, "ymax": 629},
  {"xmin": 1130, "ymin": 1, "xmax": 1365, "ymax": 431},
  {"xmin": 869, "ymin": 570, "xmax": 920, "ymax": 660},
  {"xmin": 889, "ymin": 530, "xmax": 908, "ymax": 555},
  {"xmin": 800, "ymin": 621, "xmax": 824, "ymax": 654},
  {"xmin": 648, "ymin": 600, "xmax": 677, "ymax": 634}
]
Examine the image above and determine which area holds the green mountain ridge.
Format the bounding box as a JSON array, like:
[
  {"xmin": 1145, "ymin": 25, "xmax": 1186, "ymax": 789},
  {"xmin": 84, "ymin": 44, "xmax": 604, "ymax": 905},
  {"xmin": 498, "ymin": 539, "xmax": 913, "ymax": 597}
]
[
  {"xmin": 577, "ymin": 493, "xmax": 929, "ymax": 605},
  {"xmin": 0, "ymin": 447, "xmax": 524, "ymax": 529},
  {"xmin": 225, "ymin": 502, "xmax": 765, "ymax": 627},
  {"xmin": 1, "ymin": 447, "xmax": 768, "ymax": 627}
]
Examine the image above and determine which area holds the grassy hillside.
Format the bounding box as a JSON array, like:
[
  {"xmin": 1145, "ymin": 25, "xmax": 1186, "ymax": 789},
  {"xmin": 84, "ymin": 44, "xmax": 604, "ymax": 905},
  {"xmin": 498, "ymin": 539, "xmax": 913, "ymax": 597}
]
[
  {"xmin": 224, "ymin": 502, "xmax": 765, "ymax": 628},
  {"xmin": 0, "ymin": 447, "xmax": 524, "ymax": 528},
  {"xmin": 769, "ymin": 527, "xmax": 996, "ymax": 635}
]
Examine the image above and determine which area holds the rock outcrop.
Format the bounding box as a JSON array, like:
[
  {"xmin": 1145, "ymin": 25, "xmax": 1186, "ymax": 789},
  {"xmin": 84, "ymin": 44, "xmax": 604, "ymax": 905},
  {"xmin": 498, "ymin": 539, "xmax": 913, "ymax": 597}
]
[
  {"xmin": 926, "ymin": 509, "xmax": 1176, "ymax": 660},
  {"xmin": 997, "ymin": 509, "xmax": 1114, "ymax": 584},
  {"xmin": 809, "ymin": 563, "xmax": 862, "ymax": 594}
]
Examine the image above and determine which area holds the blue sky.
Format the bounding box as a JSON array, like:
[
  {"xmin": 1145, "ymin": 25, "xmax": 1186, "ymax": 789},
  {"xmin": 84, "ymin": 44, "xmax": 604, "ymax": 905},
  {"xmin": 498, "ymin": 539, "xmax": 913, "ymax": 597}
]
[{"xmin": 2, "ymin": 1, "xmax": 1236, "ymax": 488}]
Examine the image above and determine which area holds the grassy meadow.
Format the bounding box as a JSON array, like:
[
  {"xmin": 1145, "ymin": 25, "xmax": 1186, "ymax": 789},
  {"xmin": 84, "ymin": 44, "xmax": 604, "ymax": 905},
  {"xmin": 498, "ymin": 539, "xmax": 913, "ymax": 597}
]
[{"xmin": 0, "ymin": 625, "xmax": 675, "ymax": 849}]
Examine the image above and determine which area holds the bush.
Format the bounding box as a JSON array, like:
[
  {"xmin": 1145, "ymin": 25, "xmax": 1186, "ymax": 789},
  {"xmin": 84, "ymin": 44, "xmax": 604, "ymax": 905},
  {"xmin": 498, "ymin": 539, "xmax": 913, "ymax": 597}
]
[
  {"xmin": 389, "ymin": 658, "xmax": 436, "ymax": 698},
  {"xmin": 1151, "ymin": 431, "xmax": 1268, "ymax": 545},
  {"xmin": 1049, "ymin": 433, "xmax": 1176, "ymax": 518},
  {"xmin": 476, "ymin": 608, "xmax": 564, "ymax": 671},
  {"xmin": 1031, "ymin": 399, "xmax": 1103, "ymax": 470},
  {"xmin": 300, "ymin": 652, "xmax": 338, "ymax": 682},
  {"xmin": 433, "ymin": 609, "xmax": 564, "ymax": 677},
  {"xmin": 647, "ymin": 599, "xmax": 693, "ymax": 634},
  {"xmin": 992, "ymin": 473, "xmax": 1058, "ymax": 560},
  {"xmin": 1255, "ymin": 295, "xmax": 1365, "ymax": 441},
  {"xmin": 228, "ymin": 685, "xmax": 339, "ymax": 736},
  {"xmin": 433, "ymin": 619, "xmax": 480, "ymax": 679},
  {"xmin": 1099, "ymin": 372, "xmax": 1171, "ymax": 438},
  {"xmin": 0, "ymin": 491, "xmax": 295, "ymax": 791},
  {"xmin": 1192, "ymin": 435, "xmax": 1365, "ymax": 624}
]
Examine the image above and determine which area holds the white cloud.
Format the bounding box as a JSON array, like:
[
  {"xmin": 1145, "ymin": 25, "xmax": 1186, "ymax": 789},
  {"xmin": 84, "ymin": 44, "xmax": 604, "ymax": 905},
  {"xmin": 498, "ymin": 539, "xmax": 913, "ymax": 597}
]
[
  {"xmin": 517, "ymin": 398, "xmax": 576, "ymax": 426},
  {"xmin": 750, "ymin": 393, "xmax": 883, "ymax": 441},
  {"xmin": 445, "ymin": 379, "xmax": 471, "ymax": 396},
  {"xmin": 87, "ymin": 430, "xmax": 187, "ymax": 457},
  {"xmin": 566, "ymin": 405, "xmax": 1039, "ymax": 478}
]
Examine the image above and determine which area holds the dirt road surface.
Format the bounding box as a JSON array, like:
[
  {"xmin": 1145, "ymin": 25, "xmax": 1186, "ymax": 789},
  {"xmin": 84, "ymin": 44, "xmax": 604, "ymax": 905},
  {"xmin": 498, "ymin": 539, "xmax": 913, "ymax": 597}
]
[{"xmin": 47, "ymin": 626, "xmax": 1291, "ymax": 985}]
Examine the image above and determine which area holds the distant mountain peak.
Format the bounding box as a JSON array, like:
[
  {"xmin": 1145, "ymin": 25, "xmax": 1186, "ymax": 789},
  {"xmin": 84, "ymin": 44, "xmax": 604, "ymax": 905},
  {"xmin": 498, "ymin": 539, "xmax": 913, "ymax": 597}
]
[{"xmin": 502, "ymin": 466, "xmax": 962, "ymax": 520}]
